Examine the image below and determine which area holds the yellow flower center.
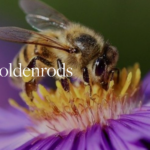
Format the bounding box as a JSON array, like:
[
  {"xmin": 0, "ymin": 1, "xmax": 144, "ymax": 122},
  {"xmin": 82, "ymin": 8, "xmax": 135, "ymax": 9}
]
[{"xmin": 9, "ymin": 64, "xmax": 142, "ymax": 133}]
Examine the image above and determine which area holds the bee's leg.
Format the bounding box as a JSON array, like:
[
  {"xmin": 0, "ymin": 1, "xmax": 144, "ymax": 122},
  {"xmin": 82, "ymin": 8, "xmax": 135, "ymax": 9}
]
[
  {"xmin": 25, "ymin": 56, "xmax": 52, "ymax": 100},
  {"xmin": 109, "ymin": 68, "xmax": 120, "ymax": 83},
  {"xmin": 83, "ymin": 67, "xmax": 92, "ymax": 96},
  {"xmin": 57, "ymin": 59, "xmax": 70, "ymax": 92},
  {"xmin": 60, "ymin": 78, "xmax": 70, "ymax": 92},
  {"xmin": 101, "ymin": 68, "xmax": 120, "ymax": 90},
  {"xmin": 27, "ymin": 56, "xmax": 52, "ymax": 69},
  {"xmin": 101, "ymin": 73, "xmax": 109, "ymax": 91},
  {"xmin": 25, "ymin": 79, "xmax": 37, "ymax": 100}
]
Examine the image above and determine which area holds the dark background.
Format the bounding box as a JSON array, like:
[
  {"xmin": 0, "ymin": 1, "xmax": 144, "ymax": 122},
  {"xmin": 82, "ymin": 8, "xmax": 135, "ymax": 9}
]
[{"xmin": 0, "ymin": 0, "xmax": 150, "ymax": 107}]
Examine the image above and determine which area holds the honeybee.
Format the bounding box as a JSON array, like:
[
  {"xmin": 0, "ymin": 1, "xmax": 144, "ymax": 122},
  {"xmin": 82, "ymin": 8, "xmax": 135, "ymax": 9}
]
[{"xmin": 0, "ymin": 0, "xmax": 119, "ymax": 99}]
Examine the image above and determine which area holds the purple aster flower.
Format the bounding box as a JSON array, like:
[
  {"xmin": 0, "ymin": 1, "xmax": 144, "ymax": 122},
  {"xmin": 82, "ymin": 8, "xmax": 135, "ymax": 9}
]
[{"xmin": 1, "ymin": 64, "xmax": 150, "ymax": 150}]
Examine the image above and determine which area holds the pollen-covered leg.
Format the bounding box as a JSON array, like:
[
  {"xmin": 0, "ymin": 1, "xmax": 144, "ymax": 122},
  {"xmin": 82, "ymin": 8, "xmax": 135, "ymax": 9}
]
[{"xmin": 24, "ymin": 56, "xmax": 52, "ymax": 100}]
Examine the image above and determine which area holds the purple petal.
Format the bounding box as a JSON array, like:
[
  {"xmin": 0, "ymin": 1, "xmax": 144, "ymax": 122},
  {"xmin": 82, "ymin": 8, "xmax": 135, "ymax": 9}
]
[
  {"xmin": 1, "ymin": 106, "xmax": 150, "ymax": 150},
  {"xmin": 0, "ymin": 107, "xmax": 32, "ymax": 131},
  {"xmin": 142, "ymin": 72, "xmax": 150, "ymax": 104},
  {"xmin": 0, "ymin": 108, "xmax": 39, "ymax": 150}
]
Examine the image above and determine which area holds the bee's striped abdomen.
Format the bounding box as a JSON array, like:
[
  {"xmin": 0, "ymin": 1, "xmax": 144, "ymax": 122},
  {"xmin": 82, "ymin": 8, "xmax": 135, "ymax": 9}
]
[{"xmin": 10, "ymin": 45, "xmax": 32, "ymax": 88}]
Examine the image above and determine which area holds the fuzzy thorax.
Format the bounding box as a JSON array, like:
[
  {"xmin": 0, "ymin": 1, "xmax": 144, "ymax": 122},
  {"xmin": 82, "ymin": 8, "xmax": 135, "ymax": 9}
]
[{"xmin": 10, "ymin": 64, "xmax": 141, "ymax": 136}]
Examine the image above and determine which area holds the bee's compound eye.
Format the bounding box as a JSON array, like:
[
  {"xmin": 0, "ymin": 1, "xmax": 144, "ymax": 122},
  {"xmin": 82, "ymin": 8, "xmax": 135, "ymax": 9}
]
[{"xmin": 95, "ymin": 57, "xmax": 105, "ymax": 76}]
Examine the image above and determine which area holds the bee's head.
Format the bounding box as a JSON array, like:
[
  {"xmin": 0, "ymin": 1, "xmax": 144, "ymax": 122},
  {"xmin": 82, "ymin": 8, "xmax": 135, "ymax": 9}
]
[{"xmin": 93, "ymin": 43, "xmax": 119, "ymax": 77}]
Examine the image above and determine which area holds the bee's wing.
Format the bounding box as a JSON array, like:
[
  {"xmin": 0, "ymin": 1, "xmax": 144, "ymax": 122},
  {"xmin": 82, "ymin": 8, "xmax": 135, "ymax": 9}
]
[
  {"xmin": 0, "ymin": 27, "xmax": 72, "ymax": 52},
  {"xmin": 19, "ymin": 0, "xmax": 69, "ymax": 31}
]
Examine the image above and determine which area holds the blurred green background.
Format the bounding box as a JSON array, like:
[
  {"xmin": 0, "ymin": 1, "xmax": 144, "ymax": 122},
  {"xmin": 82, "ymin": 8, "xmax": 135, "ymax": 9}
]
[{"xmin": 0, "ymin": 0, "xmax": 150, "ymax": 77}]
